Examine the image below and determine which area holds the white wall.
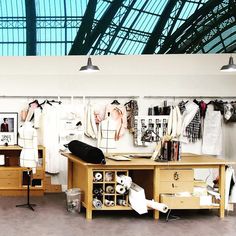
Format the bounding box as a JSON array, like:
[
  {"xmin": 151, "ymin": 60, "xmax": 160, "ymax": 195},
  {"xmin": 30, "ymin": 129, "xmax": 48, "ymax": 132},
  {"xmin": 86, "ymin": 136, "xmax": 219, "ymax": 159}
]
[
  {"xmin": 0, "ymin": 54, "xmax": 236, "ymax": 188},
  {"xmin": 0, "ymin": 54, "xmax": 236, "ymax": 97}
]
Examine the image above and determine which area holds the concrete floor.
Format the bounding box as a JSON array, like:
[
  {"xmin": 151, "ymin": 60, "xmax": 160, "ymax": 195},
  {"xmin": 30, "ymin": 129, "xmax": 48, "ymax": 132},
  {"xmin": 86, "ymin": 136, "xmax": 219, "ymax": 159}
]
[{"xmin": 0, "ymin": 193, "xmax": 235, "ymax": 236}]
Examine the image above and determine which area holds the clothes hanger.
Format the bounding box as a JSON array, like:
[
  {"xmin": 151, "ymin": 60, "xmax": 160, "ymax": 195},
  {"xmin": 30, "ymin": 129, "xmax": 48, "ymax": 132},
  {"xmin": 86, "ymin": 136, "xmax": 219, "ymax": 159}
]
[
  {"xmin": 124, "ymin": 100, "xmax": 132, "ymax": 106},
  {"xmin": 29, "ymin": 99, "xmax": 42, "ymax": 109},
  {"xmin": 40, "ymin": 99, "xmax": 52, "ymax": 106},
  {"xmin": 50, "ymin": 99, "xmax": 62, "ymax": 105},
  {"xmin": 46, "ymin": 100, "xmax": 52, "ymax": 105},
  {"xmin": 111, "ymin": 100, "xmax": 120, "ymax": 105},
  {"xmin": 29, "ymin": 99, "xmax": 39, "ymax": 106}
]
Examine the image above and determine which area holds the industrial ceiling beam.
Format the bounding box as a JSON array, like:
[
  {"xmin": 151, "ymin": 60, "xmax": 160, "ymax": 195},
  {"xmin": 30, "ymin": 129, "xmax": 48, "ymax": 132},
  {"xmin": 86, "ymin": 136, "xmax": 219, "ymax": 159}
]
[
  {"xmin": 25, "ymin": 0, "xmax": 36, "ymax": 55},
  {"xmin": 113, "ymin": 1, "xmax": 150, "ymax": 55},
  {"xmin": 142, "ymin": 0, "xmax": 179, "ymax": 54},
  {"xmin": 158, "ymin": 0, "xmax": 226, "ymax": 54},
  {"xmin": 167, "ymin": 2, "xmax": 235, "ymax": 53},
  {"xmin": 69, "ymin": 0, "xmax": 97, "ymax": 55},
  {"xmin": 177, "ymin": 13, "xmax": 232, "ymax": 53},
  {"xmin": 101, "ymin": 0, "xmax": 137, "ymax": 55},
  {"xmin": 70, "ymin": 0, "xmax": 124, "ymax": 55}
]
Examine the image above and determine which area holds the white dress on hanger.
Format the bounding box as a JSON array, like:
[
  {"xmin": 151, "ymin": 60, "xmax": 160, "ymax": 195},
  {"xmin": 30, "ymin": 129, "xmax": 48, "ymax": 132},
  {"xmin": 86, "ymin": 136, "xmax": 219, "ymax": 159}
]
[
  {"xmin": 38, "ymin": 103, "xmax": 60, "ymax": 174},
  {"xmin": 85, "ymin": 103, "xmax": 97, "ymax": 139},
  {"xmin": 18, "ymin": 122, "xmax": 38, "ymax": 173}
]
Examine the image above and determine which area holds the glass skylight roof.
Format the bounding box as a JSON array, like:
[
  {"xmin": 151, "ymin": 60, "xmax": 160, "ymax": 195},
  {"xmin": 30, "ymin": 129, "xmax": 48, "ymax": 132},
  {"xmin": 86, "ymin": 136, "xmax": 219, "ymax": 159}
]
[{"xmin": 0, "ymin": 0, "xmax": 235, "ymax": 56}]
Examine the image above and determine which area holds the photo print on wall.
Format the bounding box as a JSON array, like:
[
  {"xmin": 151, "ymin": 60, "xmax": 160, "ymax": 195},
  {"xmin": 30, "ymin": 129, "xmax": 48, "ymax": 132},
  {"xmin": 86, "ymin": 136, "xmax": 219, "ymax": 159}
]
[{"xmin": 0, "ymin": 112, "xmax": 18, "ymax": 145}]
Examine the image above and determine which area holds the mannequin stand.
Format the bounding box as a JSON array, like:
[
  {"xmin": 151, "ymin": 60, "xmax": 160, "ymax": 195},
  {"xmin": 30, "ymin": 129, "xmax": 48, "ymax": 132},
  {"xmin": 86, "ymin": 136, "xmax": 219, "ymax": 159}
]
[{"xmin": 16, "ymin": 168, "xmax": 36, "ymax": 211}]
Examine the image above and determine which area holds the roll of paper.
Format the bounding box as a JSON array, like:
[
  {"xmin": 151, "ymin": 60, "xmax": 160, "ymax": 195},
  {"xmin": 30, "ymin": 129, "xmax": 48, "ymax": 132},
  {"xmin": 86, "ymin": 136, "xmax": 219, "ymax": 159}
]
[
  {"xmin": 106, "ymin": 185, "xmax": 115, "ymax": 194},
  {"xmin": 109, "ymin": 200, "xmax": 115, "ymax": 207},
  {"xmin": 117, "ymin": 199, "xmax": 126, "ymax": 206},
  {"xmin": 116, "ymin": 175, "xmax": 132, "ymax": 189},
  {"xmin": 104, "ymin": 199, "xmax": 115, "ymax": 207},
  {"xmin": 93, "ymin": 187, "xmax": 103, "ymax": 195},
  {"xmin": 94, "ymin": 172, "xmax": 103, "ymax": 181},
  {"xmin": 116, "ymin": 184, "xmax": 126, "ymax": 194},
  {"xmin": 105, "ymin": 172, "xmax": 114, "ymax": 182},
  {"xmin": 93, "ymin": 198, "xmax": 103, "ymax": 209},
  {"xmin": 146, "ymin": 199, "xmax": 168, "ymax": 213},
  {"xmin": 104, "ymin": 199, "xmax": 110, "ymax": 207}
]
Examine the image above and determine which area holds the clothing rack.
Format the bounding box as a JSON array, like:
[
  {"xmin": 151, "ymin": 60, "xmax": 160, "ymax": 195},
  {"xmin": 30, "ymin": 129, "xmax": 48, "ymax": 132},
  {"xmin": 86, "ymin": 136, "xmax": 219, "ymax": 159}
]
[
  {"xmin": 143, "ymin": 96, "xmax": 236, "ymax": 99},
  {"xmin": 1, "ymin": 95, "xmax": 236, "ymax": 99},
  {"xmin": 0, "ymin": 95, "xmax": 140, "ymax": 99}
]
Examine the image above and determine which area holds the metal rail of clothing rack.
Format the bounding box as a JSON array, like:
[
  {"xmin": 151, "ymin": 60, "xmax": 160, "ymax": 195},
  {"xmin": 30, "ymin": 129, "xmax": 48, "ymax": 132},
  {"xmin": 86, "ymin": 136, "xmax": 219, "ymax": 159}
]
[{"xmin": 1, "ymin": 95, "xmax": 236, "ymax": 99}]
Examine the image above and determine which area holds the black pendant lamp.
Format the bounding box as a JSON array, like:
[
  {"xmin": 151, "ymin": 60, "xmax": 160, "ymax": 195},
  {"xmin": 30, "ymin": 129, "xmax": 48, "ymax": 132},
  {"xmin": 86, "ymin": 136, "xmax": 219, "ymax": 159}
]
[
  {"xmin": 220, "ymin": 56, "xmax": 236, "ymax": 72},
  {"xmin": 79, "ymin": 56, "xmax": 100, "ymax": 72}
]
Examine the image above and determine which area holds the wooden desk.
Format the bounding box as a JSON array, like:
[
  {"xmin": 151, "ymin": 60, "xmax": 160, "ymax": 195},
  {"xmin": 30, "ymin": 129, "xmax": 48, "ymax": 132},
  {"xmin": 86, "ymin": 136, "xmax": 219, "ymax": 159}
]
[
  {"xmin": 62, "ymin": 152, "xmax": 234, "ymax": 220},
  {"xmin": 0, "ymin": 145, "xmax": 45, "ymax": 196}
]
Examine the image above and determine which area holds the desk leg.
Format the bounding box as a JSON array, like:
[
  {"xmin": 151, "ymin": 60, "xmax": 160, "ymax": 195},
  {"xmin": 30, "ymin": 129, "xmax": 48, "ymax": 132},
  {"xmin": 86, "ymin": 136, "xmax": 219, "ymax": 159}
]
[
  {"xmin": 67, "ymin": 159, "xmax": 73, "ymax": 189},
  {"xmin": 86, "ymin": 168, "xmax": 93, "ymax": 220},
  {"xmin": 153, "ymin": 167, "xmax": 160, "ymax": 220},
  {"xmin": 219, "ymin": 165, "xmax": 225, "ymax": 218},
  {"xmin": 86, "ymin": 208, "xmax": 92, "ymax": 220}
]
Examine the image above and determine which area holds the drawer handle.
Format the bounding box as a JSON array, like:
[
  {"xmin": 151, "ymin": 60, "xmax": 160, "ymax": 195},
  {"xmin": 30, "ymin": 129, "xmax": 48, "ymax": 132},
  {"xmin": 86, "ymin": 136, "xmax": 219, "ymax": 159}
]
[{"xmin": 174, "ymin": 172, "xmax": 179, "ymax": 180}]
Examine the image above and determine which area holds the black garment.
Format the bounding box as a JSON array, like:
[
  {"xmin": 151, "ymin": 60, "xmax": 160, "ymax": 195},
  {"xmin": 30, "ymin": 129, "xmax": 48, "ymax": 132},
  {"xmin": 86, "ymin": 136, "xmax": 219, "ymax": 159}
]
[{"xmin": 1, "ymin": 123, "xmax": 9, "ymax": 132}]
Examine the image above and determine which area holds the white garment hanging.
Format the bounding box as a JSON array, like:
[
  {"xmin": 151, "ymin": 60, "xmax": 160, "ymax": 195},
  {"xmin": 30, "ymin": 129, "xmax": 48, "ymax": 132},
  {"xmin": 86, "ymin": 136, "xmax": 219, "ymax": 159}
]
[
  {"xmin": 171, "ymin": 106, "xmax": 177, "ymax": 138},
  {"xmin": 18, "ymin": 122, "xmax": 38, "ymax": 174},
  {"xmin": 202, "ymin": 105, "xmax": 222, "ymax": 155},
  {"xmin": 38, "ymin": 104, "xmax": 60, "ymax": 174},
  {"xmin": 58, "ymin": 103, "xmax": 85, "ymax": 149},
  {"xmin": 167, "ymin": 107, "xmax": 173, "ymax": 136},
  {"xmin": 85, "ymin": 103, "xmax": 97, "ymax": 139},
  {"xmin": 34, "ymin": 107, "xmax": 42, "ymax": 129},
  {"xmin": 176, "ymin": 106, "xmax": 182, "ymax": 136},
  {"xmin": 225, "ymin": 166, "xmax": 236, "ymax": 210},
  {"xmin": 167, "ymin": 106, "xmax": 182, "ymax": 139}
]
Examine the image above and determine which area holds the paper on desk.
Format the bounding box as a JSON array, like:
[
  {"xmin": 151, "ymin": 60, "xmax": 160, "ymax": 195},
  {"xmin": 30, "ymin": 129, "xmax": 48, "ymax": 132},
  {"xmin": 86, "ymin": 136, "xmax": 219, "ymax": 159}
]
[{"xmin": 106, "ymin": 155, "xmax": 131, "ymax": 161}]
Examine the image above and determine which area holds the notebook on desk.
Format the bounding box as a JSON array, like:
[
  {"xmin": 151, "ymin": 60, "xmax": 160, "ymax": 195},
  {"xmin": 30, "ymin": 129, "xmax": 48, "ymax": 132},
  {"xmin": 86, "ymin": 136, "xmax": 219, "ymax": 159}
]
[{"xmin": 106, "ymin": 155, "xmax": 132, "ymax": 161}]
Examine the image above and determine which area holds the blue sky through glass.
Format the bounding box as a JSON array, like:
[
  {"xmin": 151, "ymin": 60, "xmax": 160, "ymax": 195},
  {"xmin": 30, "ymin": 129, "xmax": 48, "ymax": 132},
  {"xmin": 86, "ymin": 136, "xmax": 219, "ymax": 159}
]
[{"xmin": 0, "ymin": 0, "xmax": 234, "ymax": 56}]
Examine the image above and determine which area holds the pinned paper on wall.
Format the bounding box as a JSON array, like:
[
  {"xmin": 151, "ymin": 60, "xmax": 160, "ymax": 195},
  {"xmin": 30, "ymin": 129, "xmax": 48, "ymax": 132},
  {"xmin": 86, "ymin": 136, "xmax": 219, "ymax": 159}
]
[{"xmin": 133, "ymin": 115, "xmax": 169, "ymax": 146}]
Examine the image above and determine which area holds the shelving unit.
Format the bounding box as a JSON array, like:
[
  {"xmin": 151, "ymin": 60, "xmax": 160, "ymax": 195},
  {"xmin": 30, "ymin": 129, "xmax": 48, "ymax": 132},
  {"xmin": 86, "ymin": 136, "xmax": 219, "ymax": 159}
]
[
  {"xmin": 92, "ymin": 170, "xmax": 130, "ymax": 210},
  {"xmin": 0, "ymin": 145, "xmax": 45, "ymax": 196}
]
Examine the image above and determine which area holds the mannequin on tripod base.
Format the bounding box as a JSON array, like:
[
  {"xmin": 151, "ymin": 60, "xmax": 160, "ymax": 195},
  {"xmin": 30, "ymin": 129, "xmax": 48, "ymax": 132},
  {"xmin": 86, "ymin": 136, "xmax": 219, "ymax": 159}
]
[{"xmin": 16, "ymin": 121, "xmax": 38, "ymax": 211}]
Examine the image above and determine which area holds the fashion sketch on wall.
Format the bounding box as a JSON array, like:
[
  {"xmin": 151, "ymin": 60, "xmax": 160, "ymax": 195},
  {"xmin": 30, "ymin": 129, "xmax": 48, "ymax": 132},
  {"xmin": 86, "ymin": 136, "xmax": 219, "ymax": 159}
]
[{"xmin": 0, "ymin": 112, "xmax": 18, "ymax": 145}]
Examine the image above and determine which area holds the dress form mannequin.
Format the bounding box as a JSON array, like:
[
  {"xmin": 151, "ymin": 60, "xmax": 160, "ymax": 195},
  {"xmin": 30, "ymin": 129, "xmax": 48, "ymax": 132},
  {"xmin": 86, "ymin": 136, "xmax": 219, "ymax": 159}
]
[
  {"xmin": 97, "ymin": 113, "xmax": 117, "ymax": 155},
  {"xmin": 18, "ymin": 121, "xmax": 38, "ymax": 173},
  {"xmin": 16, "ymin": 121, "xmax": 38, "ymax": 211}
]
